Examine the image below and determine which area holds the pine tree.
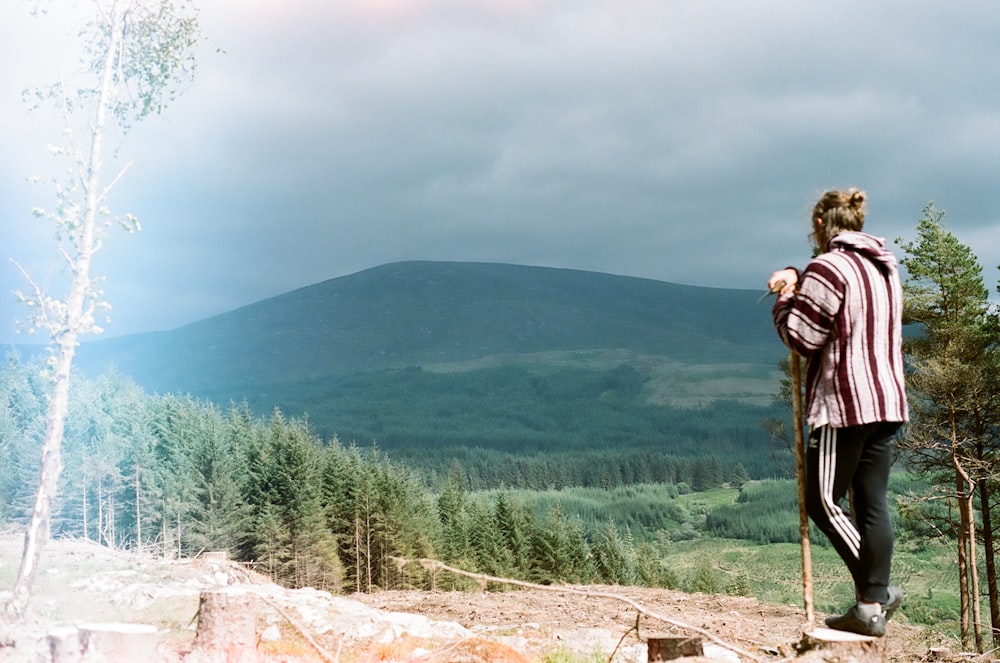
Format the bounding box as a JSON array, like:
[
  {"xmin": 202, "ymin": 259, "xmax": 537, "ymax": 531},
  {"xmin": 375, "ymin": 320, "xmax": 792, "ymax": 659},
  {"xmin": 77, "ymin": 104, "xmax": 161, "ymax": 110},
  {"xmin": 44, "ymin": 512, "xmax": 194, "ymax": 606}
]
[
  {"xmin": 590, "ymin": 520, "xmax": 638, "ymax": 585},
  {"xmin": 246, "ymin": 411, "xmax": 341, "ymax": 590},
  {"xmin": 182, "ymin": 402, "xmax": 247, "ymax": 554},
  {"xmin": 321, "ymin": 442, "xmax": 375, "ymax": 592},
  {"xmin": 371, "ymin": 458, "xmax": 437, "ymax": 590},
  {"xmin": 60, "ymin": 375, "xmax": 127, "ymax": 546},
  {"xmin": 528, "ymin": 505, "xmax": 592, "ymax": 584},
  {"xmin": 0, "ymin": 354, "xmax": 46, "ymax": 525},
  {"xmin": 436, "ymin": 463, "xmax": 472, "ymax": 568},
  {"xmin": 467, "ymin": 499, "xmax": 512, "ymax": 581},
  {"xmin": 729, "ymin": 463, "xmax": 750, "ymax": 490},
  {"xmin": 108, "ymin": 376, "xmax": 158, "ymax": 551},
  {"xmin": 635, "ymin": 540, "xmax": 676, "ymax": 588},
  {"xmin": 148, "ymin": 396, "xmax": 202, "ymax": 557},
  {"xmin": 493, "ymin": 492, "xmax": 532, "ymax": 577},
  {"xmin": 897, "ymin": 203, "xmax": 997, "ymax": 651}
]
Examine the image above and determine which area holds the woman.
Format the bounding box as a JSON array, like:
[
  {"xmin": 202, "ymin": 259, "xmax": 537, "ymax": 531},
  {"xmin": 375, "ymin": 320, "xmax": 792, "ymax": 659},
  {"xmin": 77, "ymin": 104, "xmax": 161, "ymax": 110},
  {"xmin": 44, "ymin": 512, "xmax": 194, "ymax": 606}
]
[{"xmin": 769, "ymin": 188, "xmax": 908, "ymax": 637}]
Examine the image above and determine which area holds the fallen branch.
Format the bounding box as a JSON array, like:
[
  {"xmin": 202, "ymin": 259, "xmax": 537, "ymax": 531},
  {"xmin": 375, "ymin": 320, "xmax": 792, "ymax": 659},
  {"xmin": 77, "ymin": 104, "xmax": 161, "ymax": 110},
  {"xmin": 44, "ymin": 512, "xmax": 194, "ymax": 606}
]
[{"xmin": 258, "ymin": 594, "xmax": 339, "ymax": 663}]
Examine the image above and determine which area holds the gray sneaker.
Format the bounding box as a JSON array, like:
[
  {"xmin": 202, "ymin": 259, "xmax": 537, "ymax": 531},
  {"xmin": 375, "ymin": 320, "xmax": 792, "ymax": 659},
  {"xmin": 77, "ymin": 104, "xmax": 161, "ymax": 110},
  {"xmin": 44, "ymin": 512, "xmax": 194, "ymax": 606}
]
[
  {"xmin": 883, "ymin": 585, "xmax": 903, "ymax": 622},
  {"xmin": 825, "ymin": 604, "xmax": 886, "ymax": 637}
]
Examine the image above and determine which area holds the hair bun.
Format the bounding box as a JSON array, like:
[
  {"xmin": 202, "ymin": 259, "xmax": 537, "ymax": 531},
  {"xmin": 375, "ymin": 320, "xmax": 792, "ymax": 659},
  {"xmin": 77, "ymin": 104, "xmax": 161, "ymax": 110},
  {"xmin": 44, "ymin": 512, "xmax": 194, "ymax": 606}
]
[{"xmin": 848, "ymin": 188, "xmax": 867, "ymax": 209}]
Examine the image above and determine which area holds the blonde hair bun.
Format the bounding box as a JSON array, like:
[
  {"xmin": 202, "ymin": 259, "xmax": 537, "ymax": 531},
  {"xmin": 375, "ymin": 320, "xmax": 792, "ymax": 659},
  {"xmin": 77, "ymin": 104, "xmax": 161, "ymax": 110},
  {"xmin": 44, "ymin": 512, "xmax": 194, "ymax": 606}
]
[{"xmin": 847, "ymin": 188, "xmax": 867, "ymax": 210}]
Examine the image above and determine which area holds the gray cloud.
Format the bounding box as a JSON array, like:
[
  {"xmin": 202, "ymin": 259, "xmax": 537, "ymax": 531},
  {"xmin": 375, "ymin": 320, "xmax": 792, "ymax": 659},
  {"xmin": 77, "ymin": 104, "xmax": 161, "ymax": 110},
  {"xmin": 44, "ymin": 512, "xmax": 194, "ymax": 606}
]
[{"xmin": 3, "ymin": 0, "xmax": 1000, "ymax": 343}]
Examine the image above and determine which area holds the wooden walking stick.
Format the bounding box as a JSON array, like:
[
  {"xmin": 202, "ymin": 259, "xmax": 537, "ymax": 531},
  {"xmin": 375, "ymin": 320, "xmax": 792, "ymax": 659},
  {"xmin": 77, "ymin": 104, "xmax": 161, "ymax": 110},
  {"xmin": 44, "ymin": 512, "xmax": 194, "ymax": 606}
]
[
  {"xmin": 791, "ymin": 350, "xmax": 815, "ymax": 628},
  {"xmin": 762, "ymin": 280, "xmax": 815, "ymax": 628}
]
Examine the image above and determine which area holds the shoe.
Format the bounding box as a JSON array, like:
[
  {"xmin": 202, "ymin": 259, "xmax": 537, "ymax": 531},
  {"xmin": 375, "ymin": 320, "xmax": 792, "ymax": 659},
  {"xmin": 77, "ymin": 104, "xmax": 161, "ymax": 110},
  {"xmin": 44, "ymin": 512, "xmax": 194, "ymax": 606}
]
[
  {"xmin": 825, "ymin": 604, "xmax": 886, "ymax": 637},
  {"xmin": 882, "ymin": 585, "xmax": 903, "ymax": 622}
]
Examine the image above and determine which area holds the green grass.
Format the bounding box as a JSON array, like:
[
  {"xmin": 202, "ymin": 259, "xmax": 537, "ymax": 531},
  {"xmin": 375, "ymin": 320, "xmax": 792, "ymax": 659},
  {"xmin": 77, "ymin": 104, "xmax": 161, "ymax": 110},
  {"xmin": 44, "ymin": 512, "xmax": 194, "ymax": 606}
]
[
  {"xmin": 537, "ymin": 647, "xmax": 606, "ymax": 663},
  {"xmin": 660, "ymin": 538, "xmax": 857, "ymax": 609},
  {"xmin": 677, "ymin": 487, "xmax": 739, "ymax": 511},
  {"xmin": 659, "ymin": 536, "xmax": 961, "ymax": 631},
  {"xmin": 424, "ymin": 350, "xmax": 782, "ymax": 408}
]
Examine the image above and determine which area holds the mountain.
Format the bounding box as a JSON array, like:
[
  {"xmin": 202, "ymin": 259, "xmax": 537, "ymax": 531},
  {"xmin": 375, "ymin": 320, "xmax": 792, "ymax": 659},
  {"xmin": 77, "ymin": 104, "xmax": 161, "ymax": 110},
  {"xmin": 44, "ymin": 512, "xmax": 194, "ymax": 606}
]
[
  {"xmin": 71, "ymin": 261, "xmax": 786, "ymax": 400},
  {"xmin": 29, "ymin": 261, "xmax": 793, "ymax": 485}
]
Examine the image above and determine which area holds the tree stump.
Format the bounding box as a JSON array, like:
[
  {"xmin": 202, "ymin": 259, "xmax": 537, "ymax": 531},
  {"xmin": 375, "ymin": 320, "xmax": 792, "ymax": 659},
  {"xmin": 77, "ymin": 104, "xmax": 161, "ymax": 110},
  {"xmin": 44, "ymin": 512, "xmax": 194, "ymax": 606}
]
[
  {"xmin": 796, "ymin": 627, "xmax": 886, "ymax": 661},
  {"xmin": 190, "ymin": 589, "xmax": 259, "ymax": 663},
  {"xmin": 67, "ymin": 623, "xmax": 159, "ymax": 662},
  {"xmin": 647, "ymin": 635, "xmax": 704, "ymax": 661},
  {"xmin": 47, "ymin": 626, "xmax": 80, "ymax": 662}
]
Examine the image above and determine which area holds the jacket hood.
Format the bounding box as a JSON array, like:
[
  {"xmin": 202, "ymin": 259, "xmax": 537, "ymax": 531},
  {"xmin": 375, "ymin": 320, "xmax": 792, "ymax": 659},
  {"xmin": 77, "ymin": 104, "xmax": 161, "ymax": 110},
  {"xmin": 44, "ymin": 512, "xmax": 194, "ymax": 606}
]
[{"xmin": 829, "ymin": 231, "xmax": 898, "ymax": 273}]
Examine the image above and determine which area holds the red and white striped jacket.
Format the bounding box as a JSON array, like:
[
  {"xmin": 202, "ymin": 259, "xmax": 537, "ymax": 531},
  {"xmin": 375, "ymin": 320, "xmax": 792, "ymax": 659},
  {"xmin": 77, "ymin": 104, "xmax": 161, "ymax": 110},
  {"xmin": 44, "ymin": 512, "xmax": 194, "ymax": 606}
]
[{"xmin": 772, "ymin": 231, "xmax": 909, "ymax": 428}]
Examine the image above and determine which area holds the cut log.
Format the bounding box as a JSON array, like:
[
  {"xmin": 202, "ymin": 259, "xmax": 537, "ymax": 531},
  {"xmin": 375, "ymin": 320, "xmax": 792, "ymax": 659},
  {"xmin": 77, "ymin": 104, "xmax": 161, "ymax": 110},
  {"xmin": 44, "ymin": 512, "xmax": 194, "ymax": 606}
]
[
  {"xmin": 76, "ymin": 623, "xmax": 159, "ymax": 662},
  {"xmin": 647, "ymin": 635, "xmax": 704, "ymax": 661},
  {"xmin": 191, "ymin": 589, "xmax": 259, "ymax": 663},
  {"xmin": 796, "ymin": 627, "xmax": 886, "ymax": 661}
]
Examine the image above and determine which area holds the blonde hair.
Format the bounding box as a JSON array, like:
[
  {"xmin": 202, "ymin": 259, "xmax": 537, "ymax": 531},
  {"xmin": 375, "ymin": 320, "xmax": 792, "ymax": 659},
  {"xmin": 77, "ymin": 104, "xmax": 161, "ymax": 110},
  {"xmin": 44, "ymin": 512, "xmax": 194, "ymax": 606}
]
[{"xmin": 810, "ymin": 188, "xmax": 866, "ymax": 252}]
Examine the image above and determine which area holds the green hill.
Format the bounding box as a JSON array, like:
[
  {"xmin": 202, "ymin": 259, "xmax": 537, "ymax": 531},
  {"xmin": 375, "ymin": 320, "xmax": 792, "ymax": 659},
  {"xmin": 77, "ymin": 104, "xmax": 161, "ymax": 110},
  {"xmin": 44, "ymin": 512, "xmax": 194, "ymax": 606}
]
[{"xmin": 74, "ymin": 261, "xmax": 784, "ymax": 393}]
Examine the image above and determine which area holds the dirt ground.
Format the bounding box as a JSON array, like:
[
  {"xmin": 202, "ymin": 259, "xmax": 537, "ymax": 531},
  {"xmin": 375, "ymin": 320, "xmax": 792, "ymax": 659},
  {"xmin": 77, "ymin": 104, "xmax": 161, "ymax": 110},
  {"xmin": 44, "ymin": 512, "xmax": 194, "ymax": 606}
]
[
  {"xmin": 0, "ymin": 534, "xmax": 963, "ymax": 662},
  {"xmin": 354, "ymin": 585, "xmax": 942, "ymax": 662}
]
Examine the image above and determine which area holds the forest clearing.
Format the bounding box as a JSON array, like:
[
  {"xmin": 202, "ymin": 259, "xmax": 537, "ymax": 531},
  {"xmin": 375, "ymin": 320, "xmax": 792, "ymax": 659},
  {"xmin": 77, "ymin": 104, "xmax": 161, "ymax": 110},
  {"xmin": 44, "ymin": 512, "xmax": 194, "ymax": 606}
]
[{"xmin": 0, "ymin": 534, "xmax": 956, "ymax": 662}]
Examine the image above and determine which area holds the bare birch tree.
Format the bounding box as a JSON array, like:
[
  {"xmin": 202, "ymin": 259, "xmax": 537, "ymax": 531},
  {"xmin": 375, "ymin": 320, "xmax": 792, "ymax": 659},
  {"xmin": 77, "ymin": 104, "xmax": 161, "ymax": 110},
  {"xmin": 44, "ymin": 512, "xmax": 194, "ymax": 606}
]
[{"xmin": 3, "ymin": 0, "xmax": 200, "ymax": 621}]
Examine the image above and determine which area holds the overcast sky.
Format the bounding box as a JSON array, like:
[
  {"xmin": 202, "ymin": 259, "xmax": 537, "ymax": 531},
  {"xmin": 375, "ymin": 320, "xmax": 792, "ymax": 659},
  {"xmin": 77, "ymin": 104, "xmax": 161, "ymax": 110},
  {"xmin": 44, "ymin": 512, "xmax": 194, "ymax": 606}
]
[{"xmin": 2, "ymin": 0, "xmax": 999, "ymax": 344}]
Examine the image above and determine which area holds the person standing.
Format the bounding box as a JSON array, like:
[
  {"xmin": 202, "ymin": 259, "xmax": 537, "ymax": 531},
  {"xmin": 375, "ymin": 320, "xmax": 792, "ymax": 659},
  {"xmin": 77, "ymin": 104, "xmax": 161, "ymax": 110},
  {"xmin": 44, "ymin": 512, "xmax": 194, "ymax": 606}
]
[{"xmin": 768, "ymin": 188, "xmax": 908, "ymax": 637}]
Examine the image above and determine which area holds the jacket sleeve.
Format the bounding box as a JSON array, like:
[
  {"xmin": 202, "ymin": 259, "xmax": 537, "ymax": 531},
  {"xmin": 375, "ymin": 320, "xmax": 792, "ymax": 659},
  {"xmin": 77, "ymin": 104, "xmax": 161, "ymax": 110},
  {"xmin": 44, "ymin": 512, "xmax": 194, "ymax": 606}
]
[{"xmin": 772, "ymin": 260, "xmax": 843, "ymax": 358}]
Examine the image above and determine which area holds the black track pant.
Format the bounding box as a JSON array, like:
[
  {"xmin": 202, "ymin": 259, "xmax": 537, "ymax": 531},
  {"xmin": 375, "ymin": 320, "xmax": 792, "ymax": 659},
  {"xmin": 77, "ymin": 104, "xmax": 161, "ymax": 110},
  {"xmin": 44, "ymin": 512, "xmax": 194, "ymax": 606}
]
[{"xmin": 805, "ymin": 422, "xmax": 901, "ymax": 604}]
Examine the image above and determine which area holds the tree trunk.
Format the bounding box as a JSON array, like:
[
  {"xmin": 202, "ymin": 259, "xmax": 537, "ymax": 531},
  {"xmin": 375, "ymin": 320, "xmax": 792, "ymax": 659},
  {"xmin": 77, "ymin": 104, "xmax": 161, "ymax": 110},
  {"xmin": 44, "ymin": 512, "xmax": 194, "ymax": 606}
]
[
  {"xmin": 977, "ymin": 464, "xmax": 999, "ymax": 645},
  {"xmin": 135, "ymin": 465, "xmax": 142, "ymax": 550},
  {"xmin": 955, "ymin": 455, "xmax": 983, "ymax": 652},
  {"xmin": 108, "ymin": 491, "xmax": 116, "ymax": 547},
  {"xmin": 964, "ymin": 490, "xmax": 983, "ymax": 652},
  {"xmin": 82, "ymin": 467, "xmax": 89, "ymax": 541},
  {"xmin": 354, "ymin": 514, "xmax": 362, "ymax": 593},
  {"xmin": 951, "ymin": 404, "xmax": 971, "ymax": 648},
  {"xmin": 366, "ymin": 504, "xmax": 373, "ymax": 592},
  {"xmin": 161, "ymin": 499, "xmax": 168, "ymax": 559},
  {"xmin": 97, "ymin": 476, "xmax": 105, "ymax": 545},
  {"xmin": 956, "ymin": 468, "xmax": 971, "ymax": 647},
  {"xmin": 191, "ymin": 590, "xmax": 259, "ymax": 663}
]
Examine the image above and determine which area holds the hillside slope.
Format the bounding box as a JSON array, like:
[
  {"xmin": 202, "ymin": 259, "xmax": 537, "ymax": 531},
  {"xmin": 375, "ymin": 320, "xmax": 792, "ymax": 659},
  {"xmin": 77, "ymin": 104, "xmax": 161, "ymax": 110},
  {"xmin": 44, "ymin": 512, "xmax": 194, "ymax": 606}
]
[
  {"xmin": 72, "ymin": 261, "xmax": 784, "ymax": 398},
  {"xmin": 0, "ymin": 534, "xmax": 935, "ymax": 662}
]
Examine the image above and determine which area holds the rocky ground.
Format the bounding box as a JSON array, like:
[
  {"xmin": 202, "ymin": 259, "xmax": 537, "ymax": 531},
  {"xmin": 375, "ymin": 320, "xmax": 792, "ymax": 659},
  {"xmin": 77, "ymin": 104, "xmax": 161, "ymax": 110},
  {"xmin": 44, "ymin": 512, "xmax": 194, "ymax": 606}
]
[{"xmin": 0, "ymin": 534, "xmax": 964, "ymax": 662}]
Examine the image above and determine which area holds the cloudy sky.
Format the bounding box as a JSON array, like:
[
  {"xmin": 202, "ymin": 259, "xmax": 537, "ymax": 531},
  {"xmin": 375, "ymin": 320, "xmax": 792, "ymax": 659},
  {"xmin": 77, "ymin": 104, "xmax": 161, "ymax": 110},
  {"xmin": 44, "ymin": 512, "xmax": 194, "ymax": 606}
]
[{"xmin": 2, "ymin": 0, "xmax": 999, "ymax": 343}]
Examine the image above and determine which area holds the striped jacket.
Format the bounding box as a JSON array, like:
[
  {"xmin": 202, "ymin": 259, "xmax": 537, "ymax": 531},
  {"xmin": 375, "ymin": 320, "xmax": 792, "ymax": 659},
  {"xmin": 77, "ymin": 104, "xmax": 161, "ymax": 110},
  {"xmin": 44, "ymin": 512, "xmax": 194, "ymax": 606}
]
[{"xmin": 772, "ymin": 231, "xmax": 908, "ymax": 428}]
